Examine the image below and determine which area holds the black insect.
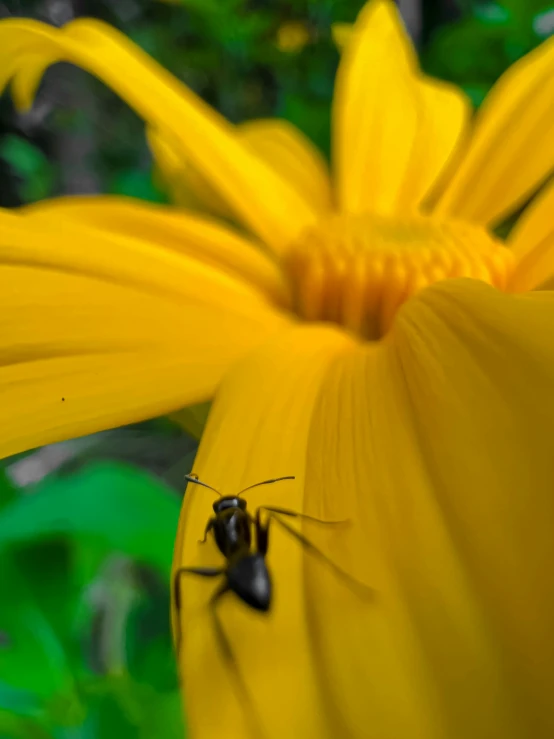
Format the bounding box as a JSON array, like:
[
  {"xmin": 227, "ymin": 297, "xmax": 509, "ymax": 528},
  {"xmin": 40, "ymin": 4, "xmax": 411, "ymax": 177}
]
[
  {"xmin": 173, "ymin": 474, "xmax": 374, "ymax": 658},
  {"xmin": 172, "ymin": 473, "xmax": 374, "ymax": 735}
]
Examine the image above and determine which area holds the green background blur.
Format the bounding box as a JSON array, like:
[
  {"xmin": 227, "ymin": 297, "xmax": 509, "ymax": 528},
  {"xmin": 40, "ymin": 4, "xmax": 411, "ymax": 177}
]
[{"xmin": 0, "ymin": 0, "xmax": 553, "ymax": 736}]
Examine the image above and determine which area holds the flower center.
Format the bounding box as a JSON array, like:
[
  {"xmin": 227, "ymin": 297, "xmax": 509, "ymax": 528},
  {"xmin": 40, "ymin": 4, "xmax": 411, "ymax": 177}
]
[{"xmin": 283, "ymin": 213, "xmax": 515, "ymax": 340}]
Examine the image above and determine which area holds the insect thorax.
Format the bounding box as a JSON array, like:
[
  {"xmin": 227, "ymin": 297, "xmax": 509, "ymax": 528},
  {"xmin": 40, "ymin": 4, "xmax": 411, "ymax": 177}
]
[{"xmin": 213, "ymin": 504, "xmax": 252, "ymax": 559}]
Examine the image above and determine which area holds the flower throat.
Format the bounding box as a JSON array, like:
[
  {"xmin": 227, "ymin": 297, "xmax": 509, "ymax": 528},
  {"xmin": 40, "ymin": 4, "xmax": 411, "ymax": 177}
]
[{"xmin": 283, "ymin": 213, "xmax": 514, "ymax": 340}]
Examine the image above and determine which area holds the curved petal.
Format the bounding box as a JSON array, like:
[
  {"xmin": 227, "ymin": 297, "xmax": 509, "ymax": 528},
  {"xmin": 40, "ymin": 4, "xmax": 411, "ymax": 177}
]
[
  {"xmin": 0, "ymin": 18, "xmax": 318, "ymax": 252},
  {"xmin": 172, "ymin": 325, "xmax": 355, "ymax": 739},
  {"xmin": 434, "ymin": 35, "xmax": 554, "ymax": 226},
  {"xmin": 18, "ymin": 196, "xmax": 290, "ymax": 308},
  {"xmin": 507, "ymin": 179, "xmax": 554, "ymax": 292},
  {"xmin": 147, "ymin": 126, "xmax": 234, "ymax": 217},
  {"xmin": 331, "ymin": 22, "xmax": 354, "ymax": 51},
  {"xmin": 333, "ymin": 0, "xmax": 420, "ymax": 216},
  {"xmin": 302, "ymin": 278, "xmax": 554, "ymax": 738},
  {"xmin": 401, "ymin": 78, "xmax": 472, "ymax": 209},
  {"xmin": 148, "ymin": 118, "xmax": 332, "ymax": 223},
  {"xmin": 333, "ymin": 1, "xmax": 470, "ymax": 215},
  {"xmin": 238, "ymin": 119, "xmax": 333, "ymax": 213},
  {"xmin": 0, "ymin": 208, "xmax": 291, "ymax": 460}
]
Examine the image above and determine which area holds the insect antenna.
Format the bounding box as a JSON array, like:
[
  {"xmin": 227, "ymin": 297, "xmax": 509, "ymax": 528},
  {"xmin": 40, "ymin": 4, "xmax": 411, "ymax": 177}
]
[
  {"xmin": 237, "ymin": 475, "xmax": 295, "ymax": 497},
  {"xmin": 184, "ymin": 473, "xmax": 223, "ymax": 497}
]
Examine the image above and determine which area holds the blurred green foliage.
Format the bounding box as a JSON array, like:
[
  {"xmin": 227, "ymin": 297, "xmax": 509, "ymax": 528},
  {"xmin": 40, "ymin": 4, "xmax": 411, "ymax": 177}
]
[
  {"xmin": 0, "ymin": 450, "xmax": 189, "ymax": 738},
  {"xmin": 422, "ymin": 0, "xmax": 554, "ymax": 105},
  {"xmin": 0, "ymin": 135, "xmax": 56, "ymax": 202},
  {"xmin": 0, "ymin": 0, "xmax": 553, "ymax": 737}
]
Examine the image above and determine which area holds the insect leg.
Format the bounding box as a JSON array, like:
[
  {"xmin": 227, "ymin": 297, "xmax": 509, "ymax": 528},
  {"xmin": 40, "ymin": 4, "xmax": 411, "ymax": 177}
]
[
  {"xmin": 198, "ymin": 517, "xmax": 215, "ymax": 544},
  {"xmin": 173, "ymin": 566, "xmax": 225, "ymax": 657},
  {"xmin": 254, "ymin": 511, "xmax": 270, "ymax": 556},
  {"xmin": 258, "ymin": 505, "xmax": 349, "ymax": 526},
  {"xmin": 260, "ymin": 511, "xmax": 375, "ymax": 600},
  {"xmin": 210, "ymin": 584, "xmax": 266, "ymax": 739}
]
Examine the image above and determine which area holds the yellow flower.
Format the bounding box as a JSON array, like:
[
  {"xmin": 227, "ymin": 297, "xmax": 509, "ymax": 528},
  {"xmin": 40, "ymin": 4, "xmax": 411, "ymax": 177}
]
[
  {"xmin": 2, "ymin": 0, "xmax": 554, "ymax": 737},
  {"xmin": 331, "ymin": 21, "xmax": 354, "ymax": 50},
  {"xmin": 275, "ymin": 21, "xmax": 311, "ymax": 53}
]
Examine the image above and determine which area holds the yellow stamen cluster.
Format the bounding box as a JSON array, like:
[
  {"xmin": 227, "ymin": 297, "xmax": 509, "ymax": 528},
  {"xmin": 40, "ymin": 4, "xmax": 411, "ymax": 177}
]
[{"xmin": 284, "ymin": 214, "xmax": 515, "ymax": 340}]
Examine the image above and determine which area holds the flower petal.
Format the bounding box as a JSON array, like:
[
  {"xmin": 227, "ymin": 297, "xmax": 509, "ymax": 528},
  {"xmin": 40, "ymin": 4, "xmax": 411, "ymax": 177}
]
[
  {"xmin": 331, "ymin": 12, "xmax": 472, "ymax": 212},
  {"xmin": 435, "ymin": 35, "xmax": 554, "ymax": 226},
  {"xmin": 333, "ymin": 0, "xmax": 420, "ymax": 215},
  {"xmin": 19, "ymin": 196, "xmax": 290, "ymax": 308},
  {"xmin": 0, "ymin": 207, "xmax": 290, "ymax": 459},
  {"xmin": 147, "ymin": 126, "xmax": 234, "ymax": 217},
  {"xmin": 331, "ymin": 22, "xmax": 354, "ymax": 51},
  {"xmin": 400, "ymin": 78, "xmax": 472, "ymax": 209},
  {"xmin": 0, "ymin": 18, "xmax": 318, "ymax": 252},
  {"xmin": 172, "ymin": 325, "xmax": 355, "ymax": 739},
  {"xmin": 508, "ymin": 179, "xmax": 554, "ymax": 291},
  {"xmin": 148, "ymin": 118, "xmax": 332, "ymax": 223},
  {"xmin": 303, "ymin": 278, "xmax": 554, "ymax": 737},
  {"xmin": 238, "ymin": 119, "xmax": 333, "ymax": 213}
]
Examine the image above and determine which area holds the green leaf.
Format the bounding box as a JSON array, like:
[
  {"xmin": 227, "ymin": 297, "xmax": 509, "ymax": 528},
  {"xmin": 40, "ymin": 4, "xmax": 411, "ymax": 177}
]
[
  {"xmin": 84, "ymin": 691, "xmax": 139, "ymax": 739},
  {"xmin": 461, "ymin": 82, "xmax": 490, "ymax": 106},
  {"xmin": 153, "ymin": 0, "xmax": 219, "ymax": 13},
  {"xmin": 79, "ymin": 676, "xmax": 185, "ymax": 739},
  {"xmin": 501, "ymin": 0, "xmax": 551, "ymax": 23},
  {"xmin": 0, "ymin": 710, "xmax": 54, "ymax": 739},
  {"xmin": 139, "ymin": 691, "xmax": 185, "ymax": 739},
  {"xmin": 0, "ymin": 463, "xmax": 181, "ymax": 575},
  {"xmin": 503, "ymin": 36, "xmax": 532, "ymax": 61},
  {"xmin": 0, "ymin": 469, "xmax": 18, "ymax": 510},
  {"xmin": 13, "ymin": 541, "xmax": 83, "ymax": 671},
  {"xmin": 280, "ymin": 94, "xmax": 331, "ymax": 159},
  {"xmin": 0, "ymin": 556, "xmax": 74, "ymax": 699},
  {"xmin": 125, "ymin": 590, "xmax": 177, "ymax": 692},
  {"xmin": 109, "ymin": 169, "xmax": 168, "ymax": 203},
  {"xmin": 422, "ymin": 19, "xmax": 507, "ymax": 83},
  {"xmin": 473, "ymin": 2, "xmax": 511, "ymax": 25},
  {"xmin": 0, "ymin": 682, "xmax": 43, "ymax": 719},
  {"xmin": 0, "ymin": 135, "xmax": 55, "ymax": 201},
  {"xmin": 0, "ymin": 136, "xmax": 47, "ymax": 177}
]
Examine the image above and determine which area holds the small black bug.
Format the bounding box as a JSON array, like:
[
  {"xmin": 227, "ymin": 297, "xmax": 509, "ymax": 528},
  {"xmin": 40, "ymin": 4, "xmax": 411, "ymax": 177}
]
[
  {"xmin": 173, "ymin": 474, "xmax": 373, "ymax": 655},
  {"xmin": 172, "ymin": 474, "xmax": 374, "ymax": 736}
]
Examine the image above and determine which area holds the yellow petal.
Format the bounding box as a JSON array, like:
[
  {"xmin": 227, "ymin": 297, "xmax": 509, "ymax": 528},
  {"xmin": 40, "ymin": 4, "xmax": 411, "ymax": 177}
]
[
  {"xmin": 147, "ymin": 126, "xmax": 234, "ymax": 217},
  {"xmin": 275, "ymin": 21, "xmax": 311, "ymax": 53},
  {"xmin": 303, "ymin": 278, "xmax": 554, "ymax": 737},
  {"xmin": 333, "ymin": 0, "xmax": 420, "ymax": 215},
  {"xmin": 0, "ymin": 18, "xmax": 318, "ymax": 252},
  {"xmin": 173, "ymin": 278, "xmax": 554, "ymax": 736},
  {"xmin": 331, "ymin": 22, "xmax": 354, "ymax": 51},
  {"xmin": 435, "ymin": 35, "xmax": 554, "ymax": 226},
  {"xmin": 238, "ymin": 119, "xmax": 333, "ymax": 213},
  {"xmin": 331, "ymin": 7, "xmax": 471, "ymax": 213},
  {"xmin": 332, "ymin": 3, "xmax": 472, "ymax": 213},
  {"xmin": 400, "ymin": 77, "xmax": 472, "ymax": 209},
  {"xmin": 0, "ymin": 206, "xmax": 290, "ymax": 459},
  {"xmin": 19, "ymin": 196, "xmax": 290, "ymax": 308},
  {"xmin": 148, "ymin": 119, "xmax": 332, "ymax": 222},
  {"xmin": 508, "ymin": 179, "xmax": 554, "ymax": 291},
  {"xmin": 172, "ymin": 325, "xmax": 355, "ymax": 739}
]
